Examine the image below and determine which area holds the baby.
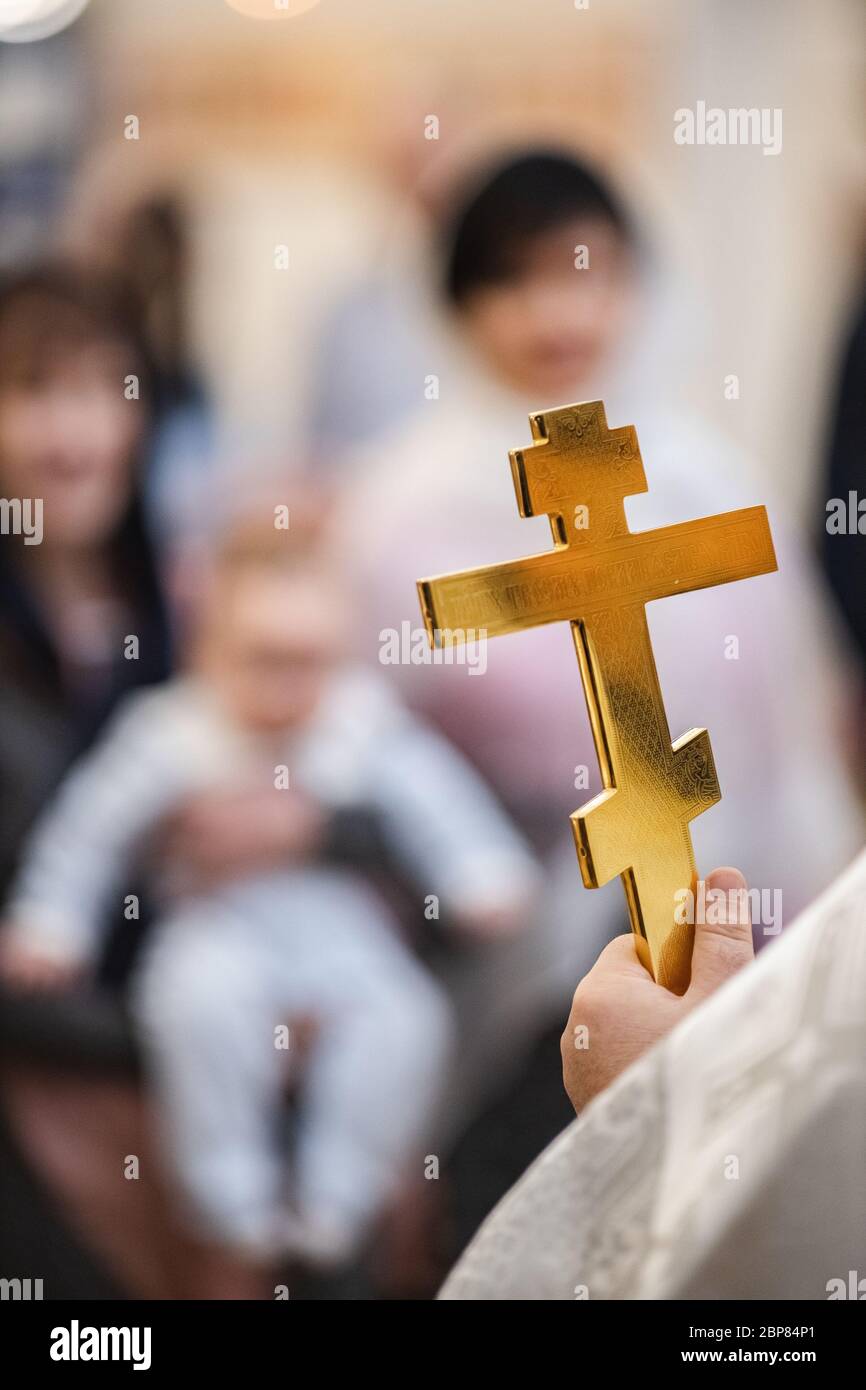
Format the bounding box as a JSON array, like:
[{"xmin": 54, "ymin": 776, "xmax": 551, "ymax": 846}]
[{"xmin": 0, "ymin": 504, "xmax": 538, "ymax": 1275}]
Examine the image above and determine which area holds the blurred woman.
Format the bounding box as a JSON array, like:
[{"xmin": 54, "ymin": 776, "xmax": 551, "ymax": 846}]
[{"xmin": 0, "ymin": 265, "xmax": 171, "ymax": 903}]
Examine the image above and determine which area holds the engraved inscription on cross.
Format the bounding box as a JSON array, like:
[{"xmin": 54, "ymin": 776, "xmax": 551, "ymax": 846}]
[{"xmin": 417, "ymin": 401, "xmax": 777, "ymax": 993}]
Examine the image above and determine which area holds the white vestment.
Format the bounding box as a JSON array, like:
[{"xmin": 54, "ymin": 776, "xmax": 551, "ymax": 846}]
[{"xmin": 440, "ymin": 848, "xmax": 866, "ymax": 1300}]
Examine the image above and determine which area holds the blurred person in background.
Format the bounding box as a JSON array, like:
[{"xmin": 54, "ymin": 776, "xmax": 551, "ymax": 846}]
[
  {"xmin": 0, "ymin": 264, "xmax": 171, "ymax": 901},
  {"xmin": 342, "ymin": 148, "xmax": 865, "ymax": 1135},
  {"xmin": 0, "ymin": 496, "xmax": 539, "ymax": 1298},
  {"xmin": 820, "ymin": 274, "xmax": 866, "ymax": 784},
  {"xmin": 0, "ymin": 263, "xmax": 175, "ymax": 1300}
]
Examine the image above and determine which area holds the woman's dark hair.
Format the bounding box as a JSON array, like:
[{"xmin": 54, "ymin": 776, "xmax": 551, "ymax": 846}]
[
  {"xmin": 442, "ymin": 150, "xmax": 634, "ymax": 305},
  {"xmin": 0, "ymin": 262, "xmax": 155, "ymax": 400}
]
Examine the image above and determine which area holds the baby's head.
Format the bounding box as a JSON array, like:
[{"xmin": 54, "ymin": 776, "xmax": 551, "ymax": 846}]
[{"xmin": 193, "ymin": 495, "xmax": 349, "ymax": 734}]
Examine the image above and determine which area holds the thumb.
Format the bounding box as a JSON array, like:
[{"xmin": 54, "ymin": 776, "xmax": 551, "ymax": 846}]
[{"xmin": 687, "ymin": 866, "xmax": 755, "ymax": 1001}]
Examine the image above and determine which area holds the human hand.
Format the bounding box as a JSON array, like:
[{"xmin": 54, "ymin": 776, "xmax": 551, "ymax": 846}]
[
  {"xmin": 561, "ymin": 867, "xmax": 754, "ymax": 1114},
  {"xmin": 158, "ymin": 786, "xmax": 327, "ymax": 891}
]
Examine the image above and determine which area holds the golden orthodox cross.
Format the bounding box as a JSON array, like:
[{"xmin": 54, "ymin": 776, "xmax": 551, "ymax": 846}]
[{"xmin": 418, "ymin": 401, "xmax": 777, "ymax": 993}]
